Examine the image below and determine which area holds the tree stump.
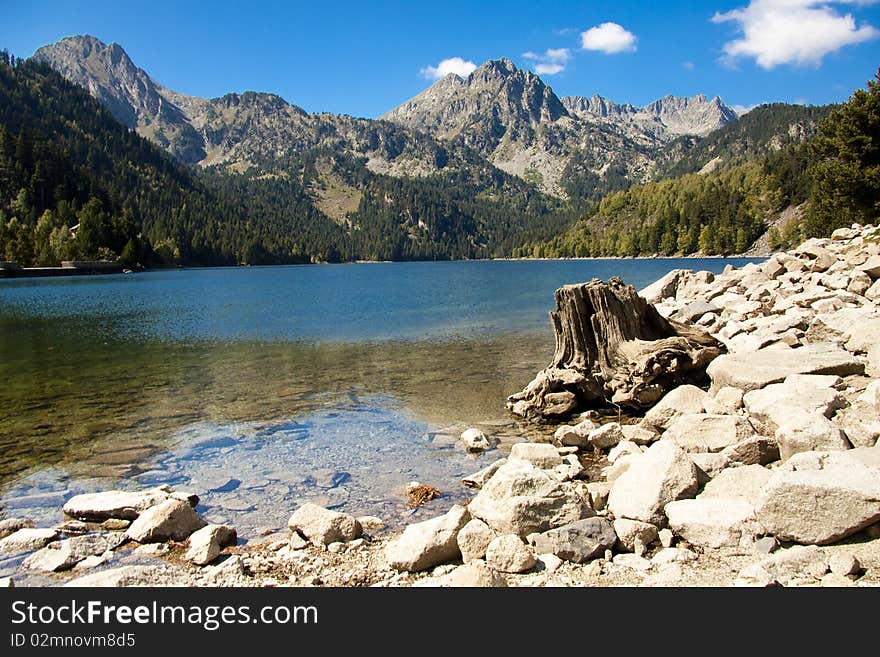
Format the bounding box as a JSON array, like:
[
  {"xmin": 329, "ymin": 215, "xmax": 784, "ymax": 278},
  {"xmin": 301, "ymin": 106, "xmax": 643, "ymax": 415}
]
[{"xmin": 507, "ymin": 277, "xmax": 723, "ymax": 422}]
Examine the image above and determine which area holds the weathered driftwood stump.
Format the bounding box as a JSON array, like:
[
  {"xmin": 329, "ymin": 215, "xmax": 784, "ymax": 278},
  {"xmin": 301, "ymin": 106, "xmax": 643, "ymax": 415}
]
[{"xmin": 507, "ymin": 277, "xmax": 723, "ymax": 422}]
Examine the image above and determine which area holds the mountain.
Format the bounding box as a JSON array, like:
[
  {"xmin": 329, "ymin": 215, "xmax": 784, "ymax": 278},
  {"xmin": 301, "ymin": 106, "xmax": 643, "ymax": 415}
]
[{"xmin": 382, "ymin": 59, "xmax": 738, "ymax": 196}]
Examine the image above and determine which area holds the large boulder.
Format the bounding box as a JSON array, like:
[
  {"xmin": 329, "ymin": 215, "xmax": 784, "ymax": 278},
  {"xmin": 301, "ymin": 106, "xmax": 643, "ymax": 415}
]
[
  {"xmin": 529, "ymin": 517, "xmax": 617, "ymax": 563},
  {"xmin": 0, "ymin": 528, "xmax": 59, "ymax": 553},
  {"xmin": 774, "ymin": 414, "xmax": 851, "ymax": 461},
  {"xmin": 288, "ymin": 503, "xmax": 362, "ymax": 546},
  {"xmin": 699, "ymin": 464, "xmax": 772, "ymax": 506},
  {"xmin": 743, "ymin": 374, "xmax": 845, "ymax": 435},
  {"xmin": 62, "ymin": 487, "xmax": 171, "ymax": 522},
  {"xmin": 184, "ymin": 524, "xmax": 237, "ymax": 566},
  {"xmin": 664, "ymin": 498, "xmax": 759, "ymax": 548},
  {"xmin": 641, "ymin": 385, "xmax": 717, "ymax": 431},
  {"xmin": 706, "ymin": 343, "xmax": 863, "ymax": 393},
  {"xmin": 662, "ymin": 413, "xmax": 756, "ymax": 453},
  {"xmin": 126, "ymin": 499, "xmax": 207, "ymax": 543},
  {"xmin": 607, "ymin": 440, "xmax": 700, "ymax": 525},
  {"xmin": 385, "ymin": 505, "xmax": 470, "ymax": 572},
  {"xmin": 23, "ymin": 532, "xmax": 127, "ymax": 572},
  {"xmin": 755, "ymin": 448, "xmax": 880, "ymax": 544},
  {"xmin": 467, "ymin": 461, "xmax": 592, "ymax": 537}
]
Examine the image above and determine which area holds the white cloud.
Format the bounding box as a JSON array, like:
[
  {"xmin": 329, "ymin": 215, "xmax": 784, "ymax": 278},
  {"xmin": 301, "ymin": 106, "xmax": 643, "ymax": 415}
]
[
  {"xmin": 523, "ymin": 48, "xmax": 572, "ymax": 75},
  {"xmin": 420, "ymin": 57, "xmax": 478, "ymax": 80},
  {"xmin": 580, "ymin": 22, "xmax": 638, "ymax": 54},
  {"xmin": 712, "ymin": 1, "xmax": 880, "ymax": 68}
]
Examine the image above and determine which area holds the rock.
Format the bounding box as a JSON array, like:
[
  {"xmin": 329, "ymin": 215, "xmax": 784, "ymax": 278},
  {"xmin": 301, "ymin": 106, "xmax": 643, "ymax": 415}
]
[
  {"xmin": 774, "ymin": 414, "xmax": 851, "ymax": 461},
  {"xmin": 586, "ymin": 482, "xmax": 610, "ymax": 511},
  {"xmin": 736, "ymin": 546, "xmax": 828, "ymax": 586},
  {"xmin": 602, "ymin": 454, "xmax": 636, "ymax": 483},
  {"xmin": 721, "ymin": 435, "xmax": 780, "ymax": 466},
  {"xmin": 169, "ymin": 490, "xmax": 200, "ymax": 507},
  {"xmin": 755, "ymin": 449, "xmax": 880, "ymax": 544},
  {"xmin": 356, "ymin": 516, "xmax": 386, "ymax": 533},
  {"xmin": 62, "ymin": 487, "xmax": 170, "ymax": 522},
  {"xmin": 23, "ymin": 532, "xmax": 126, "ymax": 572},
  {"xmin": 56, "ymin": 520, "xmax": 90, "ymax": 535},
  {"xmin": 620, "ymin": 424, "xmax": 659, "ymax": 445},
  {"xmin": 101, "ymin": 518, "xmax": 131, "ymax": 531},
  {"xmin": 467, "ymin": 460, "xmax": 592, "ymax": 537},
  {"xmin": 753, "ymin": 536, "xmax": 778, "ymax": 554},
  {"xmin": 608, "ymin": 440, "xmax": 642, "ymax": 464},
  {"xmin": 287, "ymin": 503, "xmax": 362, "ymax": 546},
  {"xmin": 671, "ymin": 300, "xmax": 720, "ymax": 323},
  {"xmin": 707, "ymin": 343, "xmax": 864, "ymax": 393},
  {"xmin": 418, "ymin": 560, "xmax": 507, "ymax": 587},
  {"xmin": 663, "ymin": 413, "xmax": 756, "ymax": 453},
  {"xmin": 289, "ymin": 532, "xmax": 309, "ymax": 550},
  {"xmin": 828, "ymin": 553, "xmax": 861, "ymax": 577},
  {"xmin": 184, "ymin": 524, "xmax": 237, "ymax": 566},
  {"xmin": 205, "ymin": 555, "xmax": 245, "ymax": 582},
  {"xmin": 538, "ymin": 553, "xmax": 563, "ymax": 573},
  {"xmin": 607, "ymin": 440, "xmax": 700, "ymax": 525},
  {"xmin": 650, "ymin": 547, "xmax": 697, "ymax": 566},
  {"xmin": 554, "ymin": 419, "xmax": 597, "ymax": 448},
  {"xmin": 385, "ymin": 505, "xmax": 470, "ymax": 572},
  {"xmin": 0, "ymin": 577, "xmax": 12, "ymax": 587},
  {"xmin": 64, "ymin": 565, "xmax": 173, "ymax": 587},
  {"xmin": 460, "ymin": 428, "xmax": 494, "ymax": 453},
  {"xmin": 743, "ymin": 374, "xmax": 845, "ymax": 435},
  {"xmin": 588, "ymin": 422, "xmax": 624, "ymax": 450},
  {"xmin": 700, "ymin": 464, "xmax": 772, "ymax": 506},
  {"xmin": 613, "ymin": 519, "xmax": 659, "ymax": 553},
  {"xmin": 713, "ymin": 386, "xmax": 744, "ymax": 412},
  {"xmin": 126, "ymin": 499, "xmax": 207, "ymax": 543},
  {"xmin": 858, "ymin": 254, "xmax": 880, "ymax": 279},
  {"xmin": 509, "ymin": 442, "xmax": 563, "ymax": 469},
  {"xmin": 640, "ymin": 269, "xmax": 686, "ymax": 304},
  {"xmin": 551, "ymin": 454, "xmax": 585, "ymax": 482},
  {"xmin": 0, "ymin": 527, "xmax": 59, "ymax": 553},
  {"xmin": 530, "ymin": 517, "xmax": 617, "ymax": 563},
  {"xmin": 641, "ymin": 385, "xmax": 716, "ymax": 430},
  {"xmin": 134, "ymin": 543, "xmax": 169, "ymax": 556},
  {"xmin": 461, "ymin": 459, "xmax": 507, "ymax": 489},
  {"xmin": 848, "ymin": 271, "xmax": 873, "ymax": 295},
  {"xmin": 665, "ymin": 498, "xmax": 758, "ymax": 548},
  {"xmin": 457, "ymin": 519, "xmax": 495, "ymax": 562},
  {"xmin": 859, "ymin": 380, "xmax": 880, "ymax": 413},
  {"xmin": 485, "ymin": 534, "xmax": 536, "ymax": 573},
  {"xmin": 658, "ymin": 529, "xmax": 674, "ymax": 548},
  {"xmin": 0, "ymin": 518, "xmax": 35, "ymax": 539},
  {"xmin": 689, "ymin": 453, "xmax": 732, "ymax": 478}
]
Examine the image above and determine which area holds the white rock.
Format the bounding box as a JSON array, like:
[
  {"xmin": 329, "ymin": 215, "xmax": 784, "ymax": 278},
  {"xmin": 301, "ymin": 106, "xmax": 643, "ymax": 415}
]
[
  {"xmin": 607, "ymin": 441, "xmax": 700, "ymax": 525},
  {"xmin": 460, "ymin": 428, "xmax": 495, "ymax": 453},
  {"xmin": 385, "ymin": 505, "xmax": 470, "ymax": 572},
  {"xmin": 509, "ymin": 442, "xmax": 563, "ymax": 469},
  {"xmin": 457, "ymin": 518, "xmax": 495, "ymax": 563},
  {"xmin": 613, "ymin": 518, "xmax": 659, "ymax": 553},
  {"xmin": 467, "ymin": 460, "xmax": 592, "ymax": 536},
  {"xmin": 62, "ymin": 487, "xmax": 171, "ymax": 522},
  {"xmin": 613, "ymin": 553, "xmax": 653, "ymax": 571},
  {"xmin": 64, "ymin": 565, "xmax": 173, "ymax": 587},
  {"xmin": 774, "ymin": 414, "xmax": 851, "ymax": 461},
  {"xmin": 663, "ymin": 413, "xmax": 756, "ymax": 453},
  {"xmin": 126, "ymin": 499, "xmax": 207, "ymax": 543},
  {"xmin": 658, "ymin": 528, "xmax": 674, "ymax": 548},
  {"xmin": 721, "ymin": 435, "xmax": 780, "ymax": 466},
  {"xmin": 184, "ymin": 524, "xmax": 237, "ymax": 566},
  {"xmin": 665, "ymin": 498, "xmax": 758, "ymax": 548},
  {"xmin": 689, "ymin": 453, "xmax": 732, "ymax": 478},
  {"xmin": 588, "ymin": 422, "xmax": 624, "ymax": 449},
  {"xmin": 641, "ymin": 385, "xmax": 716, "ymax": 430},
  {"xmin": 651, "ymin": 547, "xmax": 697, "ymax": 566},
  {"xmin": 416, "ymin": 560, "xmax": 507, "ymax": 587},
  {"xmin": 620, "ymin": 424, "xmax": 659, "ymax": 445},
  {"xmin": 288, "ymin": 503, "xmax": 362, "ymax": 546},
  {"xmin": 356, "ymin": 516, "xmax": 386, "ymax": 533},
  {"xmin": 23, "ymin": 533, "xmax": 126, "ymax": 572},
  {"xmin": 713, "ymin": 386, "xmax": 744, "ymax": 412},
  {"xmin": 700, "ymin": 464, "xmax": 772, "ymax": 506},
  {"xmin": 554, "ymin": 419, "xmax": 598, "ymax": 448},
  {"xmin": 858, "ymin": 381, "xmax": 880, "ymax": 413},
  {"xmin": 828, "ymin": 553, "xmax": 861, "ymax": 577},
  {"xmin": 743, "ymin": 374, "xmax": 845, "ymax": 435},
  {"xmin": 586, "ymin": 482, "xmax": 610, "ymax": 511},
  {"xmin": 755, "ymin": 448, "xmax": 880, "ymax": 544},
  {"xmin": 0, "ymin": 528, "xmax": 59, "ymax": 553},
  {"xmin": 736, "ymin": 545, "xmax": 827, "ymax": 586},
  {"xmin": 608, "ymin": 440, "xmax": 642, "ymax": 464},
  {"xmin": 485, "ymin": 534, "xmax": 536, "ymax": 573},
  {"xmin": 0, "ymin": 518, "xmax": 35, "ymax": 540}
]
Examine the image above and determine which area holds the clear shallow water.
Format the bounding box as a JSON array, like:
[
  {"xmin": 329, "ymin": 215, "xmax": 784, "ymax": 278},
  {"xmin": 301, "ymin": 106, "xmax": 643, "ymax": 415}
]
[{"xmin": 0, "ymin": 258, "xmax": 761, "ymax": 542}]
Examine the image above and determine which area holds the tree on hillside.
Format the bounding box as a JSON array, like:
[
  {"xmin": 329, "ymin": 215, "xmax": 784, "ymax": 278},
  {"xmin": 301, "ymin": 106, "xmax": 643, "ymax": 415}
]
[{"xmin": 806, "ymin": 69, "xmax": 880, "ymax": 235}]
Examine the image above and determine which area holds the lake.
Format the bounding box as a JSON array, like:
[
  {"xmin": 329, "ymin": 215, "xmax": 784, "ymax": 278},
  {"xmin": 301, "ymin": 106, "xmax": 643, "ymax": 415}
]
[{"xmin": 0, "ymin": 258, "xmax": 761, "ymax": 541}]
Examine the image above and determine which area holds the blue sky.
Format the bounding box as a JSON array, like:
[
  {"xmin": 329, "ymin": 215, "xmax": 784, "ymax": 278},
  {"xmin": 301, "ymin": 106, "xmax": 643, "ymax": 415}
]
[{"xmin": 3, "ymin": 1, "xmax": 880, "ymax": 117}]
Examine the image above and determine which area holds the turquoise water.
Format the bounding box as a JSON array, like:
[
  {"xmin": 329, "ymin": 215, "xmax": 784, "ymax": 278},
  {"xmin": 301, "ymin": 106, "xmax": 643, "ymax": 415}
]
[{"xmin": 0, "ymin": 258, "xmax": 761, "ymax": 540}]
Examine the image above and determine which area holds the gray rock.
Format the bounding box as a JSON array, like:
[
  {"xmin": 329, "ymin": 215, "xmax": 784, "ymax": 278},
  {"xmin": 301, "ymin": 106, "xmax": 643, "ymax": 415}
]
[
  {"xmin": 607, "ymin": 440, "xmax": 700, "ymax": 525},
  {"xmin": 613, "ymin": 518, "xmax": 659, "ymax": 553},
  {"xmin": 184, "ymin": 524, "xmax": 237, "ymax": 566},
  {"xmin": 663, "ymin": 413, "xmax": 756, "ymax": 453},
  {"xmin": 641, "ymin": 385, "xmax": 715, "ymax": 430},
  {"xmin": 0, "ymin": 518, "xmax": 35, "ymax": 540},
  {"xmin": 664, "ymin": 498, "xmax": 758, "ymax": 548},
  {"xmin": 288, "ymin": 503, "xmax": 362, "ymax": 546},
  {"xmin": 700, "ymin": 464, "xmax": 772, "ymax": 506},
  {"xmin": 755, "ymin": 449, "xmax": 880, "ymax": 544},
  {"xmin": 56, "ymin": 520, "xmax": 89, "ymax": 535},
  {"xmin": 828, "ymin": 553, "xmax": 861, "ymax": 577},
  {"xmin": 0, "ymin": 527, "xmax": 59, "ymax": 553},
  {"xmin": 530, "ymin": 517, "xmax": 617, "ymax": 563},
  {"xmin": 467, "ymin": 460, "xmax": 592, "ymax": 536},
  {"xmin": 385, "ymin": 505, "xmax": 470, "ymax": 572},
  {"xmin": 457, "ymin": 518, "xmax": 495, "ymax": 563},
  {"xmin": 485, "ymin": 534, "xmax": 536, "ymax": 573},
  {"xmin": 775, "ymin": 414, "xmax": 851, "ymax": 461},
  {"xmin": 169, "ymin": 490, "xmax": 200, "ymax": 506},
  {"xmin": 62, "ymin": 487, "xmax": 170, "ymax": 521},
  {"xmin": 588, "ymin": 422, "xmax": 624, "ymax": 450},
  {"xmin": 460, "ymin": 428, "xmax": 495, "ymax": 453},
  {"xmin": 721, "ymin": 435, "xmax": 780, "ymax": 466},
  {"xmin": 508, "ymin": 442, "xmax": 563, "ymax": 469},
  {"xmin": 461, "ymin": 458, "xmax": 507, "ymax": 489},
  {"xmin": 707, "ymin": 343, "xmax": 864, "ymax": 393},
  {"xmin": 126, "ymin": 498, "xmax": 207, "ymax": 543},
  {"xmin": 23, "ymin": 532, "xmax": 126, "ymax": 572}
]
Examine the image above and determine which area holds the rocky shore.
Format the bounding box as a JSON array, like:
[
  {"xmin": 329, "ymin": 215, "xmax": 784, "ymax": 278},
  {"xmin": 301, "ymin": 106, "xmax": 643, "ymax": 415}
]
[{"xmin": 2, "ymin": 224, "xmax": 880, "ymax": 588}]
